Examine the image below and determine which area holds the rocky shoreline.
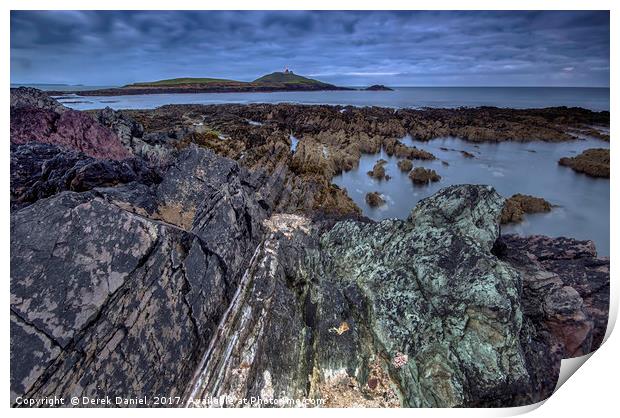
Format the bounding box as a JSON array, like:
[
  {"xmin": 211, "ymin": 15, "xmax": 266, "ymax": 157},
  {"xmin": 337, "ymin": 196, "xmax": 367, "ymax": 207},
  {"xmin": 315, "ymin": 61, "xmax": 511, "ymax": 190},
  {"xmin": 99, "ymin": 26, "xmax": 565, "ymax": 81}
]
[
  {"xmin": 559, "ymin": 148, "xmax": 610, "ymax": 178},
  {"xmin": 10, "ymin": 88, "xmax": 610, "ymax": 407}
]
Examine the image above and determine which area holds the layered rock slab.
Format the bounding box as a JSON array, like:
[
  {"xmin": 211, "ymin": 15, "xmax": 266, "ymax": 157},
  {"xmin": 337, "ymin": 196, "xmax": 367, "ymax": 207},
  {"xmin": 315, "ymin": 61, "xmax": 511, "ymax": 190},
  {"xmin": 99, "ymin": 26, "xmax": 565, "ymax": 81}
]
[{"xmin": 10, "ymin": 147, "xmax": 275, "ymax": 406}]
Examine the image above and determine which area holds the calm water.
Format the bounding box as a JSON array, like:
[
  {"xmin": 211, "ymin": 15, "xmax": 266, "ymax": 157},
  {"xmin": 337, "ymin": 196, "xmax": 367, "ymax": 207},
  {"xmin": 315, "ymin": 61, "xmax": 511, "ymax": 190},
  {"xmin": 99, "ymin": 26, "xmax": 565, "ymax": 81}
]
[
  {"xmin": 22, "ymin": 85, "xmax": 609, "ymax": 254},
  {"xmin": 332, "ymin": 136, "xmax": 610, "ymax": 256},
  {"xmin": 51, "ymin": 87, "xmax": 610, "ymax": 112}
]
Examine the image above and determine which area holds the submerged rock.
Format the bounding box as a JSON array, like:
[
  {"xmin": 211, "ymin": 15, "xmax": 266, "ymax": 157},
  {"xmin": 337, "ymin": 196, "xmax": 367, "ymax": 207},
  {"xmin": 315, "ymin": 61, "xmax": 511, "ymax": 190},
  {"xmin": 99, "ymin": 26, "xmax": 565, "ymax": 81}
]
[
  {"xmin": 365, "ymin": 191, "xmax": 386, "ymax": 207},
  {"xmin": 500, "ymin": 193, "xmax": 553, "ymax": 224},
  {"xmin": 559, "ymin": 148, "xmax": 610, "ymax": 178},
  {"xmin": 408, "ymin": 167, "xmax": 441, "ymax": 184}
]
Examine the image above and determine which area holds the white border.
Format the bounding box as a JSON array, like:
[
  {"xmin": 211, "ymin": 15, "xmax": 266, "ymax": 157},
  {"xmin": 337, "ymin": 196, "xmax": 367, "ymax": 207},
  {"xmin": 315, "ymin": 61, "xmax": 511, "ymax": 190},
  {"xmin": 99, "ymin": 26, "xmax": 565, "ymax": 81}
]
[{"xmin": 2, "ymin": 1, "xmax": 616, "ymax": 417}]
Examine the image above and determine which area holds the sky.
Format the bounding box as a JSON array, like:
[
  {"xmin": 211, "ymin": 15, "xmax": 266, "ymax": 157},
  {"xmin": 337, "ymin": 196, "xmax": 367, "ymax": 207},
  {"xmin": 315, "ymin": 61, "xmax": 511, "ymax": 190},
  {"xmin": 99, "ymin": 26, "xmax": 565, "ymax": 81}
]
[{"xmin": 10, "ymin": 10, "xmax": 610, "ymax": 87}]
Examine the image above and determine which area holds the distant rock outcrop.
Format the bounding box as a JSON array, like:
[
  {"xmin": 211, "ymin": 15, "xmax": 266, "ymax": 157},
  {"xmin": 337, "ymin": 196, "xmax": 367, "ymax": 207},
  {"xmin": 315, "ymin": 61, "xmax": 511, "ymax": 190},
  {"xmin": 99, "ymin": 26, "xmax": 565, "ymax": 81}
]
[{"xmin": 364, "ymin": 84, "xmax": 394, "ymax": 91}]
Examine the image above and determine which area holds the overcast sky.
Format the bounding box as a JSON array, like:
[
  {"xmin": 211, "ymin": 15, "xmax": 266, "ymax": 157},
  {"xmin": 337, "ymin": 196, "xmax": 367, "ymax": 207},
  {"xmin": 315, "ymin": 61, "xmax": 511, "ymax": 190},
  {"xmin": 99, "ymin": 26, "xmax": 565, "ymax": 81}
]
[{"xmin": 10, "ymin": 10, "xmax": 610, "ymax": 87}]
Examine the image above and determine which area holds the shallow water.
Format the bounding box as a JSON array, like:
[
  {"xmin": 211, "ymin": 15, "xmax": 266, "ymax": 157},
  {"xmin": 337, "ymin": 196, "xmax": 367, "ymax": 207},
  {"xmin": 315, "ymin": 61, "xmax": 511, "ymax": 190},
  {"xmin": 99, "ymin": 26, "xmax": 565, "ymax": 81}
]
[
  {"xmin": 290, "ymin": 135, "xmax": 299, "ymax": 152},
  {"xmin": 54, "ymin": 87, "xmax": 610, "ymax": 112},
  {"xmin": 332, "ymin": 136, "xmax": 610, "ymax": 256}
]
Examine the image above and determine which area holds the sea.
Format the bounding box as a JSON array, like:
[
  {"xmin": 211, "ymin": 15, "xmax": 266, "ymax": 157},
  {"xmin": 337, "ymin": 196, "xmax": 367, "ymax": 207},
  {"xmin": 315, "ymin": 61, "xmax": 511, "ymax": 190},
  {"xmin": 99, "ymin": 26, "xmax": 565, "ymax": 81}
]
[
  {"xmin": 13, "ymin": 84, "xmax": 610, "ymax": 255},
  {"xmin": 12, "ymin": 85, "xmax": 610, "ymax": 112}
]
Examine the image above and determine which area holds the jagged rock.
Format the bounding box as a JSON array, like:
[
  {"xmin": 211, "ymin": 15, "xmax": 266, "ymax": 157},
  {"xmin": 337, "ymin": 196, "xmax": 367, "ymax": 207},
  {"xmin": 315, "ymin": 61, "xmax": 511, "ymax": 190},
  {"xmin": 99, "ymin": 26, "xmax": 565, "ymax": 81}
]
[
  {"xmin": 10, "ymin": 176, "xmax": 610, "ymax": 407},
  {"xmin": 10, "ymin": 142, "xmax": 160, "ymax": 210},
  {"xmin": 92, "ymin": 107, "xmax": 178, "ymax": 166},
  {"xmin": 408, "ymin": 167, "xmax": 441, "ymax": 184},
  {"xmin": 499, "ymin": 234, "xmax": 609, "ymax": 357},
  {"xmin": 364, "ymin": 85, "xmax": 393, "ymax": 91},
  {"xmin": 10, "ymin": 87, "xmax": 67, "ymax": 113},
  {"xmin": 365, "ymin": 192, "xmax": 385, "ymax": 207},
  {"xmin": 500, "ymin": 194, "xmax": 552, "ymax": 224},
  {"xmin": 10, "ymin": 147, "xmax": 275, "ymax": 406},
  {"xmin": 10, "ymin": 103, "xmax": 130, "ymax": 160},
  {"xmin": 397, "ymin": 159, "xmax": 413, "ymax": 172},
  {"xmin": 184, "ymin": 185, "xmax": 604, "ymax": 408},
  {"xmin": 93, "ymin": 107, "xmax": 145, "ymax": 148},
  {"xmin": 559, "ymin": 148, "xmax": 610, "ymax": 178}
]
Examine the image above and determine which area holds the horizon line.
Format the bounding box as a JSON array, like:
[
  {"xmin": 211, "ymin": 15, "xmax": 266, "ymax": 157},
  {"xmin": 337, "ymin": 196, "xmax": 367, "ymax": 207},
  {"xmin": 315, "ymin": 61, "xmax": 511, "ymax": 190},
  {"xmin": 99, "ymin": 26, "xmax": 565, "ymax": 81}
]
[{"xmin": 10, "ymin": 82, "xmax": 611, "ymax": 89}]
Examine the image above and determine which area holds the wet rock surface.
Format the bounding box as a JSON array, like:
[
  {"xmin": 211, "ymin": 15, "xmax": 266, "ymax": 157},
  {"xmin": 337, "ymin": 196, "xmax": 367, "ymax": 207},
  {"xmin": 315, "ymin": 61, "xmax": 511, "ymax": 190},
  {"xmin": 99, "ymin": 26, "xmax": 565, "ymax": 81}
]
[
  {"xmin": 559, "ymin": 148, "xmax": 610, "ymax": 178},
  {"xmin": 500, "ymin": 194, "xmax": 553, "ymax": 224}
]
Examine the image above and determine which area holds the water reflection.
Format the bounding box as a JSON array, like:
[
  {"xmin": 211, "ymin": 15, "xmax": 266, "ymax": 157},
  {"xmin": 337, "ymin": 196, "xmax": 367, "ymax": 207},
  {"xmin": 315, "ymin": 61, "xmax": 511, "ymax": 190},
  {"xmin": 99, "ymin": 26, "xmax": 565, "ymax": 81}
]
[{"xmin": 332, "ymin": 136, "xmax": 610, "ymax": 255}]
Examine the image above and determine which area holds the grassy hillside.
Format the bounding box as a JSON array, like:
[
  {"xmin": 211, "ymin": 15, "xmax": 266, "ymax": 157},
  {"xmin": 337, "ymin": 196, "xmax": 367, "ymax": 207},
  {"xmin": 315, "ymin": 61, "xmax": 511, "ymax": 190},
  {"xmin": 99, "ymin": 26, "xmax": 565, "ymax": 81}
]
[
  {"xmin": 127, "ymin": 77, "xmax": 240, "ymax": 87},
  {"xmin": 253, "ymin": 72, "xmax": 329, "ymax": 85}
]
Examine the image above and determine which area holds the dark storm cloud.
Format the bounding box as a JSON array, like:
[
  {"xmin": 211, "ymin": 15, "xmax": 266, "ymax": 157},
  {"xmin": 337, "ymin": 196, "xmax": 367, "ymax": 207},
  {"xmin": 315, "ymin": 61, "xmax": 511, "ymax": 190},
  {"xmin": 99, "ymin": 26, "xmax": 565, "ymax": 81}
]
[{"xmin": 10, "ymin": 10, "xmax": 609, "ymax": 87}]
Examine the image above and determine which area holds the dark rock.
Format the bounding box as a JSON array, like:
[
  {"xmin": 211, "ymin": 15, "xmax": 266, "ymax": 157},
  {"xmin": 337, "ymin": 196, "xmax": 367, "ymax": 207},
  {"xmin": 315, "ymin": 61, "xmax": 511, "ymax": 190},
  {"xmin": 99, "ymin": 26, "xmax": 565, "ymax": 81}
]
[
  {"xmin": 10, "ymin": 87, "xmax": 67, "ymax": 113},
  {"xmin": 10, "ymin": 142, "xmax": 160, "ymax": 210},
  {"xmin": 364, "ymin": 85, "xmax": 394, "ymax": 91},
  {"xmin": 10, "ymin": 147, "xmax": 275, "ymax": 406},
  {"xmin": 499, "ymin": 234, "xmax": 609, "ymax": 356}
]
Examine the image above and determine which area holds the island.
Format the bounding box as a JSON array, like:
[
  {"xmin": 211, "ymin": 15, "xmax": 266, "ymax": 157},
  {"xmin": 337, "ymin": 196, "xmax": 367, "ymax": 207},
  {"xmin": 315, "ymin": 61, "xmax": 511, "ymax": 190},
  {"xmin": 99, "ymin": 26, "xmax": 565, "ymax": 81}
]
[
  {"xmin": 364, "ymin": 84, "xmax": 394, "ymax": 91},
  {"xmin": 47, "ymin": 69, "xmax": 353, "ymax": 96}
]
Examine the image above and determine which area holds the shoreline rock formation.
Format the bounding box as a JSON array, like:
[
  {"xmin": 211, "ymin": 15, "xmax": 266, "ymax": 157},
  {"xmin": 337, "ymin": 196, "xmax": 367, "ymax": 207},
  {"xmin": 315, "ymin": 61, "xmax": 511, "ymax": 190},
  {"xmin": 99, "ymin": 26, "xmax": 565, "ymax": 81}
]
[
  {"xmin": 559, "ymin": 148, "xmax": 610, "ymax": 178},
  {"xmin": 9, "ymin": 89, "xmax": 610, "ymax": 408}
]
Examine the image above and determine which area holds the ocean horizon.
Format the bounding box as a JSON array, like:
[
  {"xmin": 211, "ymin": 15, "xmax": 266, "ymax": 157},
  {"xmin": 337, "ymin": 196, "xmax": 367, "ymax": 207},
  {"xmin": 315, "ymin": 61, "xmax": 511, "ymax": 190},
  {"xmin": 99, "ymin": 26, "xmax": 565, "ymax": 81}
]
[{"xmin": 15, "ymin": 85, "xmax": 608, "ymax": 112}]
